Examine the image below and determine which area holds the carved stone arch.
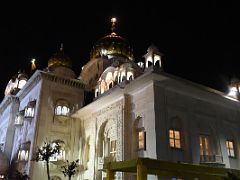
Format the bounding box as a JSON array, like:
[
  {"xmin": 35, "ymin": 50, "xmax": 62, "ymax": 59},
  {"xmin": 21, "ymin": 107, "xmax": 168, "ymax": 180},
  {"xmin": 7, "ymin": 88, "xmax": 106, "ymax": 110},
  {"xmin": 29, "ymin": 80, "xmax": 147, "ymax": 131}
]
[
  {"xmin": 96, "ymin": 120, "xmax": 109, "ymax": 180},
  {"xmin": 97, "ymin": 120, "xmax": 108, "ymax": 157},
  {"xmin": 104, "ymin": 119, "xmax": 117, "ymax": 139}
]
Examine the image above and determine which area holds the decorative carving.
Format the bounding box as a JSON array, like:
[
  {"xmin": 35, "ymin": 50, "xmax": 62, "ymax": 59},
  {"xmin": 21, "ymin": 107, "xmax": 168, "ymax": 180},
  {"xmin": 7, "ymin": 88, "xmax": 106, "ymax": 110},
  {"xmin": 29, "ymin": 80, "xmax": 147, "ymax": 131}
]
[
  {"xmin": 91, "ymin": 99, "xmax": 124, "ymax": 179},
  {"xmin": 41, "ymin": 72, "xmax": 85, "ymax": 89},
  {"xmin": 17, "ymin": 71, "xmax": 84, "ymax": 100}
]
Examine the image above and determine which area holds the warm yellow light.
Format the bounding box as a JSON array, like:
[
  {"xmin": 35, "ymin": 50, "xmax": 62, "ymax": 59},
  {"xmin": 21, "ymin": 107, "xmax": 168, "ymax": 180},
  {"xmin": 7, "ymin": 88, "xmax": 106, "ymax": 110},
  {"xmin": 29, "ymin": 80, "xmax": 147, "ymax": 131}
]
[{"xmin": 111, "ymin": 17, "xmax": 117, "ymax": 23}]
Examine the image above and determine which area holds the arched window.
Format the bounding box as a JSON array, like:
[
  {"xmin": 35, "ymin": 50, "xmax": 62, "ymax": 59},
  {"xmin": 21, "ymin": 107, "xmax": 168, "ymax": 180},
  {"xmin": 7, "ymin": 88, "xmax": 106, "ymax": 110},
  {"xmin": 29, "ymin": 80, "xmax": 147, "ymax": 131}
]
[
  {"xmin": 24, "ymin": 100, "xmax": 36, "ymax": 118},
  {"xmin": 54, "ymin": 99, "xmax": 70, "ymax": 116},
  {"xmin": 56, "ymin": 106, "xmax": 62, "ymax": 115},
  {"xmin": 129, "ymin": 75, "xmax": 133, "ymax": 81},
  {"xmin": 100, "ymin": 80, "xmax": 106, "ymax": 94},
  {"xmin": 62, "ymin": 106, "xmax": 69, "ymax": 116},
  {"xmin": 15, "ymin": 110, "xmax": 24, "ymax": 126},
  {"xmin": 18, "ymin": 141, "xmax": 31, "ymax": 161},
  {"xmin": 109, "ymin": 82, "xmax": 113, "ymax": 89},
  {"xmin": 225, "ymin": 129, "xmax": 238, "ymax": 158},
  {"xmin": 155, "ymin": 60, "xmax": 160, "ymax": 67},
  {"xmin": 134, "ymin": 116, "xmax": 146, "ymax": 151},
  {"xmin": 95, "ymin": 89, "xmax": 99, "ymax": 97},
  {"xmin": 154, "ymin": 55, "xmax": 161, "ymax": 67},
  {"xmin": 226, "ymin": 140, "xmax": 235, "ymax": 158},
  {"xmin": 169, "ymin": 129, "xmax": 181, "ymax": 149},
  {"xmin": 137, "ymin": 62, "xmax": 144, "ymax": 68},
  {"xmin": 147, "ymin": 61, "xmax": 153, "ymax": 68},
  {"xmin": 169, "ymin": 117, "xmax": 182, "ymax": 149}
]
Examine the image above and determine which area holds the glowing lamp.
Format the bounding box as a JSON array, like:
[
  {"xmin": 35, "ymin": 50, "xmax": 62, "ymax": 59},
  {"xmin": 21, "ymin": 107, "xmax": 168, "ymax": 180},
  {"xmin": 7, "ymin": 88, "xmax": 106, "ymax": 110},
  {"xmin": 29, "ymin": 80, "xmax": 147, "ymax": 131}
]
[
  {"xmin": 228, "ymin": 86, "xmax": 238, "ymax": 97},
  {"xmin": 17, "ymin": 72, "xmax": 28, "ymax": 89},
  {"xmin": 111, "ymin": 17, "xmax": 117, "ymax": 23},
  {"xmin": 31, "ymin": 58, "xmax": 36, "ymax": 64}
]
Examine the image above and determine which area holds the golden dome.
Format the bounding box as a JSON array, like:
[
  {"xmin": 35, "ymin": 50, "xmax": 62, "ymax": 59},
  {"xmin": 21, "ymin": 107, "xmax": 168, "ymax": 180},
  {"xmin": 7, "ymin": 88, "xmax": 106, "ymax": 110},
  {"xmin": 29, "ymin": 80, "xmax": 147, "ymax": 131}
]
[
  {"xmin": 48, "ymin": 44, "xmax": 72, "ymax": 70},
  {"xmin": 90, "ymin": 18, "xmax": 134, "ymax": 60}
]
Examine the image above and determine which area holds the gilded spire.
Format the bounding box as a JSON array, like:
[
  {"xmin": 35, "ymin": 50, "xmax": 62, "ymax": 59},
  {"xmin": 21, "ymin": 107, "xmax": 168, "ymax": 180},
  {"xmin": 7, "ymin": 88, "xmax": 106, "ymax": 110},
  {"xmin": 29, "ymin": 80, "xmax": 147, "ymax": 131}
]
[
  {"xmin": 111, "ymin": 17, "xmax": 117, "ymax": 35},
  {"xmin": 31, "ymin": 58, "xmax": 36, "ymax": 73}
]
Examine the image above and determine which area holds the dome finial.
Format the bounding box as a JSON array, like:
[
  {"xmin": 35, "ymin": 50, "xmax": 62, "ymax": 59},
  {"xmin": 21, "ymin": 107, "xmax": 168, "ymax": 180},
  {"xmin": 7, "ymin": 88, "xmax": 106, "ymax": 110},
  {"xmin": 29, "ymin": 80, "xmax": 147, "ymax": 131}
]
[
  {"xmin": 31, "ymin": 58, "xmax": 36, "ymax": 72},
  {"xmin": 111, "ymin": 17, "xmax": 117, "ymax": 35},
  {"xmin": 60, "ymin": 43, "xmax": 64, "ymax": 51}
]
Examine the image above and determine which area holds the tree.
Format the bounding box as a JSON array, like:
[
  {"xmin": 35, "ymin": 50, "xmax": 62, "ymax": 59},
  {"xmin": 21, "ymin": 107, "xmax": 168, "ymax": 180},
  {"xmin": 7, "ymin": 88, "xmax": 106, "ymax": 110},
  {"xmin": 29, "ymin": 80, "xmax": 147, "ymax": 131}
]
[
  {"xmin": 61, "ymin": 159, "xmax": 79, "ymax": 180},
  {"xmin": 35, "ymin": 141, "xmax": 61, "ymax": 180}
]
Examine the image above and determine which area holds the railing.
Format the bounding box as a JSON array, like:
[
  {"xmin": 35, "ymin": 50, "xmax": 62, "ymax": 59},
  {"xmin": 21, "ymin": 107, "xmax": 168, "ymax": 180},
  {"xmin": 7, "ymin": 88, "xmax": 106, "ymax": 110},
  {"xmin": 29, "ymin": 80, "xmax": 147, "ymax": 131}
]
[{"xmin": 200, "ymin": 155, "xmax": 223, "ymax": 163}]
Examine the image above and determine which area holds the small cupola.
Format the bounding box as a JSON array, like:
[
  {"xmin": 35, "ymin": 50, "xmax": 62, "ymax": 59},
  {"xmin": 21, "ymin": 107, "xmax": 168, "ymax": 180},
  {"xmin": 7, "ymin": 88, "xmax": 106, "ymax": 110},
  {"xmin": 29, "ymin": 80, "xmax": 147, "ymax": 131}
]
[
  {"xmin": 228, "ymin": 77, "xmax": 240, "ymax": 99},
  {"xmin": 48, "ymin": 44, "xmax": 72, "ymax": 70},
  {"xmin": 143, "ymin": 44, "xmax": 163, "ymax": 68},
  {"xmin": 4, "ymin": 70, "xmax": 28, "ymax": 96},
  {"xmin": 47, "ymin": 44, "xmax": 76, "ymax": 78}
]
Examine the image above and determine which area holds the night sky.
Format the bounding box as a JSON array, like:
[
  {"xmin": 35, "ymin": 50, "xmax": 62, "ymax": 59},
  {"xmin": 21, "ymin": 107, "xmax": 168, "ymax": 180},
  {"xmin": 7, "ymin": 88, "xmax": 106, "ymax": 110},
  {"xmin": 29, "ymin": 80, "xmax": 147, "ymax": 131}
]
[{"xmin": 0, "ymin": 2, "xmax": 236, "ymax": 101}]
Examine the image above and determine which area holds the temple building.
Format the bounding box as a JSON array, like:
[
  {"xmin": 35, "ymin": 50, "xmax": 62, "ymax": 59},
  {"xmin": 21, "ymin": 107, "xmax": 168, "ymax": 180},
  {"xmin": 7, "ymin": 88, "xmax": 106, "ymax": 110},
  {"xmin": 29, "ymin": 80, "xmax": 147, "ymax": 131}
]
[{"xmin": 0, "ymin": 18, "xmax": 240, "ymax": 180}]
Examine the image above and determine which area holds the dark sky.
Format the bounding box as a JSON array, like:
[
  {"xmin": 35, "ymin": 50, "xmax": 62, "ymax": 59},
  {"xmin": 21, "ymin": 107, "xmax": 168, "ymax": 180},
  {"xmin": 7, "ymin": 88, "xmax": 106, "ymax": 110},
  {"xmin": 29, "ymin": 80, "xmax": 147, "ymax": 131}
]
[{"xmin": 0, "ymin": 2, "xmax": 237, "ymax": 101}]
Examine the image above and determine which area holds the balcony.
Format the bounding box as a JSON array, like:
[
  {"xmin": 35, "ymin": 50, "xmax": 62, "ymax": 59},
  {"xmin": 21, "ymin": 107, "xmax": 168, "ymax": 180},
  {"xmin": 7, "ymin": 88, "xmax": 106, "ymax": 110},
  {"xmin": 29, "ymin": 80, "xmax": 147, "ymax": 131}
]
[{"xmin": 200, "ymin": 155, "xmax": 225, "ymax": 167}]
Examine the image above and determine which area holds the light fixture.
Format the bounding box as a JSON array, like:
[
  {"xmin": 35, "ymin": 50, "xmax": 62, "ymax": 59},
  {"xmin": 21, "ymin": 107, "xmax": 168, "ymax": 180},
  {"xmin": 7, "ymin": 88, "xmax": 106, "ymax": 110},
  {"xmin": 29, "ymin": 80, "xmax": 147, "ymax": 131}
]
[
  {"xmin": 17, "ymin": 72, "xmax": 28, "ymax": 89},
  {"xmin": 111, "ymin": 17, "xmax": 117, "ymax": 23},
  {"xmin": 228, "ymin": 78, "xmax": 240, "ymax": 99}
]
